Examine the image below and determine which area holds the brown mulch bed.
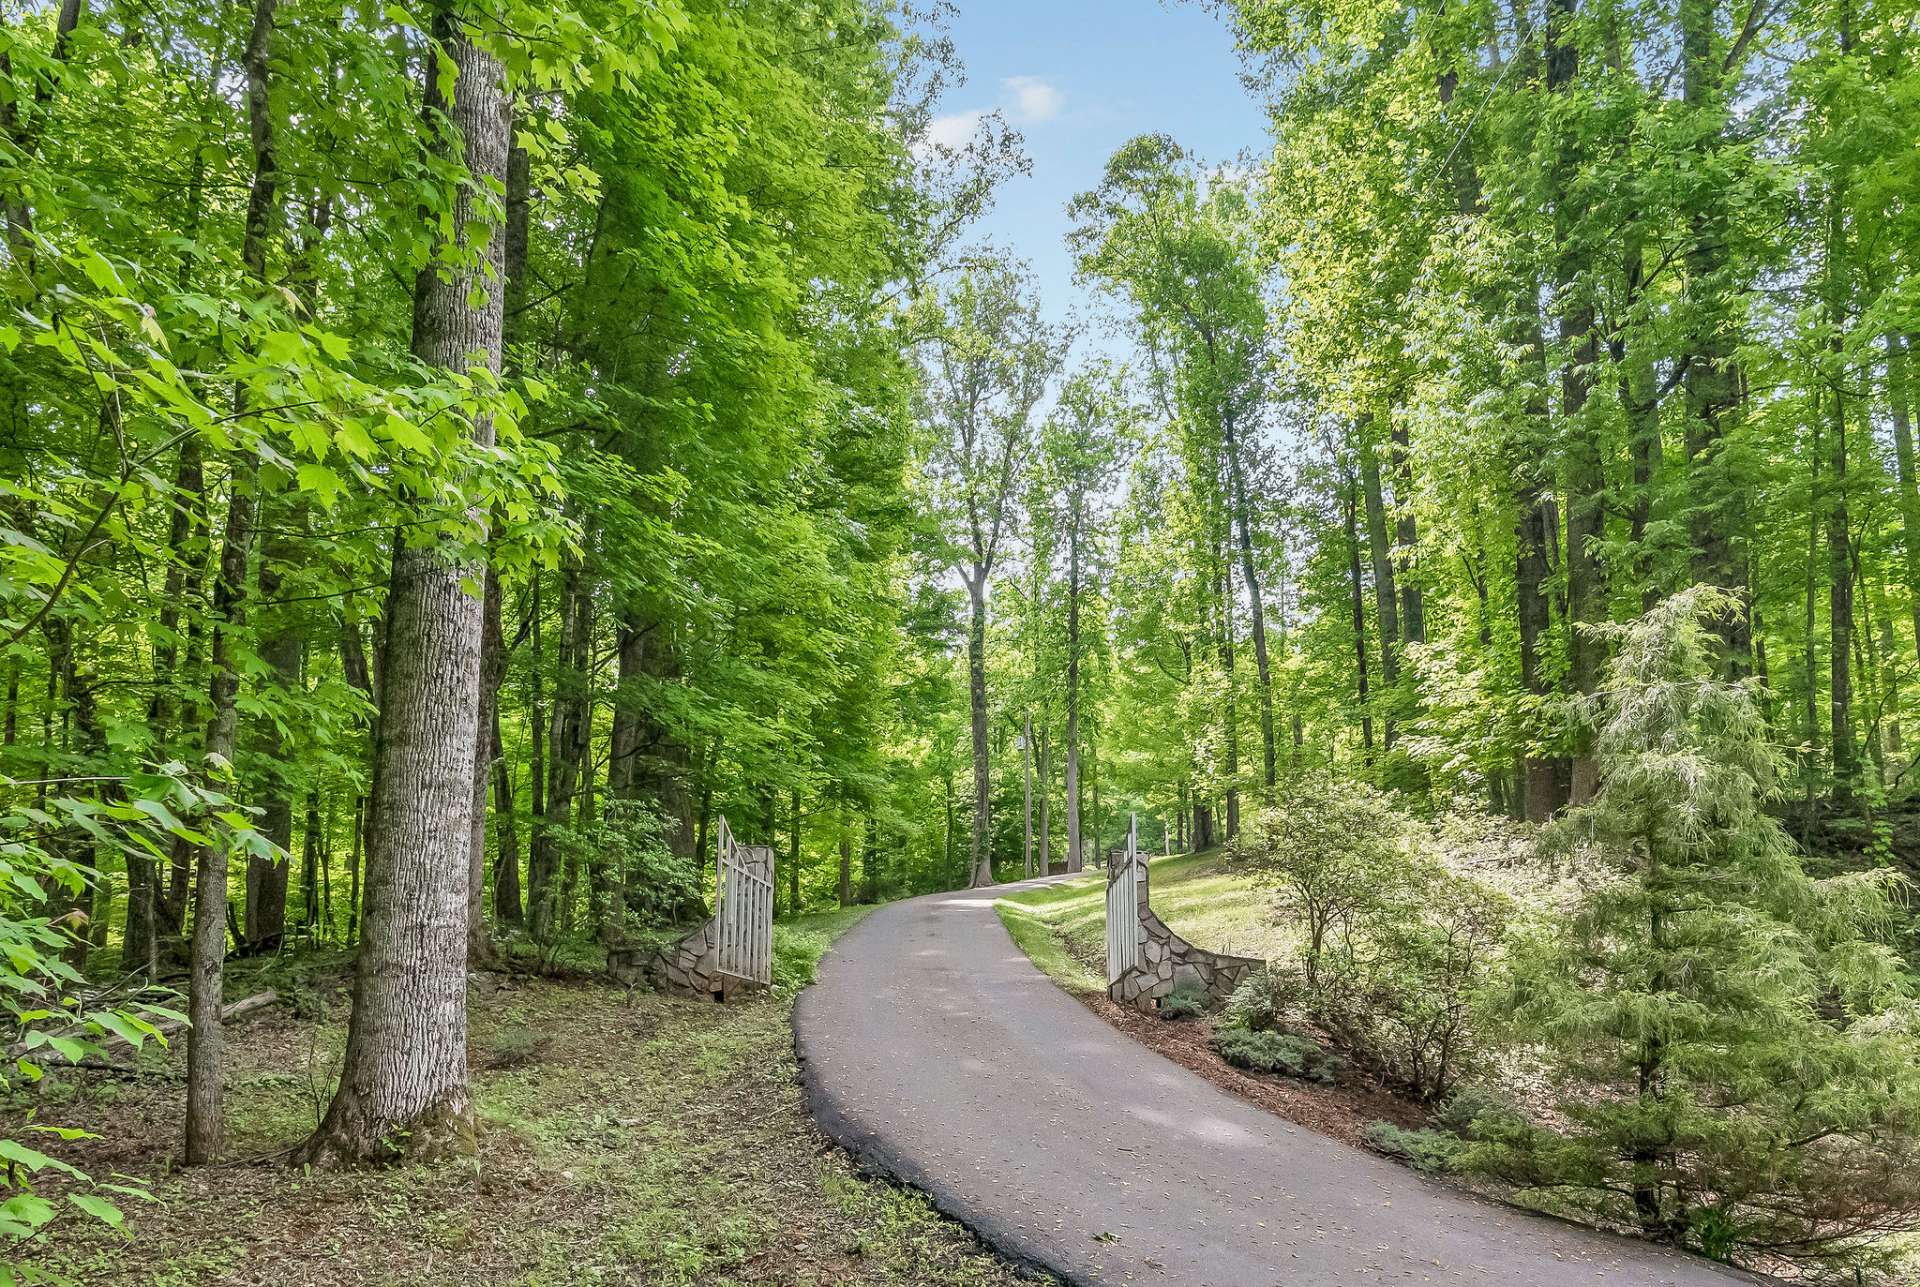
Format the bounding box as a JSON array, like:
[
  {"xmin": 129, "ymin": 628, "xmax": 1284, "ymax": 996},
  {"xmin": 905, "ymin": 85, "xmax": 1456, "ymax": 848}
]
[{"xmin": 1079, "ymin": 994, "xmax": 1429, "ymax": 1148}]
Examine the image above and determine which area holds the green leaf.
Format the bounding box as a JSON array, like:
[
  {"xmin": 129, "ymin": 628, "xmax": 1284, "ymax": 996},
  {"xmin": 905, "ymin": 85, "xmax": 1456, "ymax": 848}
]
[{"xmin": 68, "ymin": 1192, "xmax": 125, "ymax": 1230}]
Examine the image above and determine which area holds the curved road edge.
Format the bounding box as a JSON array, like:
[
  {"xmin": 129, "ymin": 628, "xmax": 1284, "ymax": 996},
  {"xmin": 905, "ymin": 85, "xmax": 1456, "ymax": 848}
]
[{"xmin": 793, "ymin": 923, "xmax": 1073, "ymax": 1284}]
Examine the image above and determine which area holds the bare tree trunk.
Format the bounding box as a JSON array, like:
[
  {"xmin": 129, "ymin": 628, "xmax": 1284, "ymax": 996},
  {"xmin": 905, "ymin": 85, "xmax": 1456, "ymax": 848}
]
[
  {"xmin": 1021, "ymin": 711, "xmax": 1033, "ymax": 878},
  {"xmin": 1887, "ymin": 334, "xmax": 1920, "ymax": 665},
  {"xmin": 966, "ymin": 571, "xmax": 994, "ymax": 886},
  {"xmin": 1341, "ymin": 480, "xmax": 1375, "ymax": 761},
  {"xmin": 1221, "ymin": 408, "xmax": 1277, "ymax": 791},
  {"xmin": 1359, "ymin": 421, "xmax": 1400, "ymax": 749},
  {"xmin": 301, "ymin": 10, "xmax": 505, "ymax": 1165},
  {"xmin": 530, "ymin": 562, "xmax": 588, "ymax": 940},
  {"xmin": 186, "ymin": 0, "xmax": 279, "ymax": 1164},
  {"xmin": 491, "ymin": 710, "xmax": 521, "ymax": 925},
  {"xmin": 468, "ymin": 568, "xmax": 505, "ymax": 964}
]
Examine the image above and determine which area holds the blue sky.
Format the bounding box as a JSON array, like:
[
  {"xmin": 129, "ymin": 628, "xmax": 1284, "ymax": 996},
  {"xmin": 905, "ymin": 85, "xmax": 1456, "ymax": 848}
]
[{"xmin": 930, "ymin": 0, "xmax": 1269, "ymax": 344}]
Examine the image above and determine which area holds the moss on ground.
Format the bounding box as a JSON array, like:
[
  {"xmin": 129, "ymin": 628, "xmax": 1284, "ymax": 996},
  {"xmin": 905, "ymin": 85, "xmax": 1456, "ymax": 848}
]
[
  {"xmin": 994, "ymin": 850, "xmax": 1293, "ymax": 991},
  {"xmin": 21, "ymin": 908, "xmax": 1038, "ymax": 1287}
]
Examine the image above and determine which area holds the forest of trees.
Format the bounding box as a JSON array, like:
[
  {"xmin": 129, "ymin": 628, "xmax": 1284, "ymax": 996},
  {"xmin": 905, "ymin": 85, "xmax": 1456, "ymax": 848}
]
[{"xmin": 3, "ymin": 0, "xmax": 1919, "ymax": 1270}]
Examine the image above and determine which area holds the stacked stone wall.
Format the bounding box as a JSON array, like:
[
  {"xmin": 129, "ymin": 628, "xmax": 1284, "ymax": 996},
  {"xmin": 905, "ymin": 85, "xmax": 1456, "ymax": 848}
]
[{"xmin": 1108, "ymin": 857, "xmax": 1262, "ymax": 1011}]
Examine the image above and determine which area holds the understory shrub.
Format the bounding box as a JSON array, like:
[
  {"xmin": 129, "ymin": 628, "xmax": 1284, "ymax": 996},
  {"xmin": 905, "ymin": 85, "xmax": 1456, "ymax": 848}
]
[
  {"xmin": 1233, "ymin": 778, "xmax": 1513, "ymax": 1101},
  {"xmin": 544, "ymin": 800, "xmax": 702, "ymax": 937},
  {"xmin": 1158, "ymin": 984, "xmax": 1206, "ymax": 1020},
  {"xmin": 1361, "ymin": 1122, "xmax": 1462, "ymax": 1174},
  {"xmin": 1210, "ymin": 1024, "xmax": 1343, "ymax": 1083}
]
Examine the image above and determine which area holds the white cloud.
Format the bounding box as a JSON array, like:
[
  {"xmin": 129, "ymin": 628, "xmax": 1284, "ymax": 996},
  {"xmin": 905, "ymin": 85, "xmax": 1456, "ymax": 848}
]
[
  {"xmin": 1004, "ymin": 76, "xmax": 1064, "ymax": 124},
  {"xmin": 925, "ymin": 109, "xmax": 986, "ymax": 152}
]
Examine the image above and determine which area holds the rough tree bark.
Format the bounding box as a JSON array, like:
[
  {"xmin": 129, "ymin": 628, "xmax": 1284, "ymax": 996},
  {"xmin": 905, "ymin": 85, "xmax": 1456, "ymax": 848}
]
[
  {"xmin": 300, "ymin": 8, "xmax": 506, "ymax": 1165},
  {"xmin": 1341, "ymin": 479, "xmax": 1375, "ymax": 760},
  {"xmin": 1549, "ymin": 0, "xmax": 1606, "ymax": 806},
  {"xmin": 966, "ymin": 571, "xmax": 994, "ymax": 886},
  {"xmin": 184, "ymin": 0, "xmax": 279, "ymax": 1165},
  {"xmin": 1359, "ymin": 420, "xmax": 1400, "ymax": 747},
  {"xmin": 1889, "ymin": 335, "xmax": 1920, "ymax": 665},
  {"xmin": 1220, "ymin": 405, "xmax": 1278, "ymax": 791}
]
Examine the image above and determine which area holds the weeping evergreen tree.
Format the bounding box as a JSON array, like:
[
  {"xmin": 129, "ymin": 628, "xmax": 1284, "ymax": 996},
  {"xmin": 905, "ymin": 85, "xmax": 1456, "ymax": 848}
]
[{"xmin": 1475, "ymin": 586, "xmax": 1920, "ymax": 1270}]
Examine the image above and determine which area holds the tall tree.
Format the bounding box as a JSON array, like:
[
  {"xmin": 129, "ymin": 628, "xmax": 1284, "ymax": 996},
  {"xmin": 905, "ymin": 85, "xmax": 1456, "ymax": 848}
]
[
  {"xmin": 302, "ymin": 7, "xmax": 508, "ymax": 1164},
  {"xmin": 919, "ymin": 257, "xmax": 1059, "ymax": 888}
]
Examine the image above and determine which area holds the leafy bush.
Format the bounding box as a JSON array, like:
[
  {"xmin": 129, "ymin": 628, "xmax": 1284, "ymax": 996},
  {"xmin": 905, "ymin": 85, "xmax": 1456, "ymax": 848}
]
[
  {"xmin": 545, "ymin": 800, "xmax": 703, "ymax": 939},
  {"xmin": 1301, "ymin": 868, "xmax": 1510, "ymax": 1102},
  {"xmin": 1234, "ymin": 783, "xmax": 1512, "ymax": 1102},
  {"xmin": 1223, "ymin": 965, "xmax": 1299, "ymax": 1033},
  {"xmin": 1, "ymin": 762, "xmax": 271, "ymax": 1256},
  {"xmin": 1158, "ymin": 985, "xmax": 1206, "ymax": 1020},
  {"xmin": 1232, "ymin": 776, "xmax": 1412, "ymax": 987},
  {"xmin": 1432, "ymin": 1083, "xmax": 1524, "ymax": 1138},
  {"xmin": 1210, "ymin": 1024, "xmax": 1343, "ymax": 1083},
  {"xmin": 1362, "ymin": 1122, "xmax": 1461, "ymax": 1174}
]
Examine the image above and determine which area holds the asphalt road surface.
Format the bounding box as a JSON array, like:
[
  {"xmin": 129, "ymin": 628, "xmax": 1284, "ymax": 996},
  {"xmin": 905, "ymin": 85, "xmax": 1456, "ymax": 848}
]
[{"xmin": 793, "ymin": 879, "xmax": 1759, "ymax": 1287}]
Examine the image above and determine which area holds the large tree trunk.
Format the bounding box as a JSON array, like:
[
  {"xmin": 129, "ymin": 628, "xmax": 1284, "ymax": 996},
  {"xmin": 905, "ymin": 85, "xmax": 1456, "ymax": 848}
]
[
  {"xmin": 1221, "ymin": 409, "xmax": 1278, "ymax": 790},
  {"xmin": 1359, "ymin": 421, "xmax": 1400, "ymax": 747},
  {"xmin": 468, "ymin": 568, "xmax": 506, "ymax": 963},
  {"xmin": 1889, "ymin": 334, "xmax": 1920, "ymax": 665},
  {"xmin": 1341, "ymin": 481, "xmax": 1375, "ymax": 761},
  {"xmin": 1680, "ymin": 0, "xmax": 1750, "ymax": 666},
  {"xmin": 185, "ymin": 0, "xmax": 279, "ymax": 1165},
  {"xmin": 1550, "ymin": 0, "xmax": 1606, "ymax": 806},
  {"xmin": 301, "ymin": 10, "xmax": 506, "ymax": 1166},
  {"xmin": 966, "ymin": 571, "xmax": 994, "ymax": 886}
]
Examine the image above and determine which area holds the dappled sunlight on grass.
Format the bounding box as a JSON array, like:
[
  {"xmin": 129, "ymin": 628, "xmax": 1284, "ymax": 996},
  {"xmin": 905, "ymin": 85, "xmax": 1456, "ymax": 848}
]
[{"xmin": 994, "ymin": 850, "xmax": 1298, "ymax": 979}]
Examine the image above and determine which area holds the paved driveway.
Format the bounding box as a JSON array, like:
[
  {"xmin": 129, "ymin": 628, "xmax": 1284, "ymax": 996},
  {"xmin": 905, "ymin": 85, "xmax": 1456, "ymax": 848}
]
[{"xmin": 793, "ymin": 880, "xmax": 1758, "ymax": 1286}]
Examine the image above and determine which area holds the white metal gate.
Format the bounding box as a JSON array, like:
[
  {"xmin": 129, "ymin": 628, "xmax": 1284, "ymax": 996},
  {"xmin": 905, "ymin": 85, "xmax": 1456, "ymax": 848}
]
[
  {"xmin": 1105, "ymin": 813, "xmax": 1142, "ymax": 986},
  {"xmin": 713, "ymin": 817, "xmax": 774, "ymax": 986}
]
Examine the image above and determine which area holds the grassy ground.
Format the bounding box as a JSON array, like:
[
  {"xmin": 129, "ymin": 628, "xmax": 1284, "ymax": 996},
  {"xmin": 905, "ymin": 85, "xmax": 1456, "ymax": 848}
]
[
  {"xmin": 994, "ymin": 850, "xmax": 1293, "ymax": 990},
  {"xmin": 17, "ymin": 909, "xmax": 1037, "ymax": 1287}
]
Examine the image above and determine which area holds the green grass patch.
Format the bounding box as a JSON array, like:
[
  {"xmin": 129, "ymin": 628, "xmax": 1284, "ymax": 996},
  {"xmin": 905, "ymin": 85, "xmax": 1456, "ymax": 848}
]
[
  {"xmin": 995, "ymin": 900, "xmax": 1103, "ymax": 994},
  {"xmin": 772, "ymin": 904, "xmax": 874, "ymax": 994},
  {"xmin": 994, "ymin": 850, "xmax": 1291, "ymax": 990}
]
